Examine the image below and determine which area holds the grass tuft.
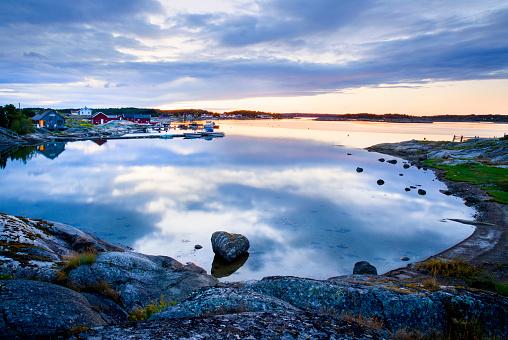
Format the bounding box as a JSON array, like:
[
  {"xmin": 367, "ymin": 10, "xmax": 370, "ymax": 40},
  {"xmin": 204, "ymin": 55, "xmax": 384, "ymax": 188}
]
[{"xmin": 63, "ymin": 251, "xmax": 97, "ymax": 271}]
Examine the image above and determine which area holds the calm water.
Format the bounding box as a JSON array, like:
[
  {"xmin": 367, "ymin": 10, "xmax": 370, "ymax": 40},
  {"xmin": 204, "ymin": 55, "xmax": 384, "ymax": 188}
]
[{"xmin": 2, "ymin": 120, "xmax": 502, "ymax": 281}]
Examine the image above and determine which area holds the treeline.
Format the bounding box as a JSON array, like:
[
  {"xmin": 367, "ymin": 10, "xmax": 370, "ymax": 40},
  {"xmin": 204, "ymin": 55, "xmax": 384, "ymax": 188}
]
[
  {"xmin": 324, "ymin": 113, "xmax": 508, "ymax": 123},
  {"xmin": 0, "ymin": 104, "xmax": 36, "ymax": 135},
  {"xmin": 62, "ymin": 107, "xmax": 279, "ymax": 118}
]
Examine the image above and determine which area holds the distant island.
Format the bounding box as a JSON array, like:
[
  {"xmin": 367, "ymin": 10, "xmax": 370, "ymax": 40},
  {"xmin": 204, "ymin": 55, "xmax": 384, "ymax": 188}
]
[{"xmin": 307, "ymin": 113, "xmax": 508, "ymax": 123}]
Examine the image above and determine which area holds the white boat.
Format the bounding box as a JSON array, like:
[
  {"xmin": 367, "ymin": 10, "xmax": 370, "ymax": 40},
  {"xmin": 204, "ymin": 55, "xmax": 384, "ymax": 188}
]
[{"xmin": 204, "ymin": 121, "xmax": 220, "ymax": 129}]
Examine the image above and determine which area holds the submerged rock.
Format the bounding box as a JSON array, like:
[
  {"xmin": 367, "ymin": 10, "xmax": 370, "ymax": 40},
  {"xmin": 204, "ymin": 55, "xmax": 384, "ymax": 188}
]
[
  {"xmin": 356, "ymin": 167, "xmax": 364, "ymax": 173},
  {"xmin": 211, "ymin": 231, "xmax": 250, "ymax": 262},
  {"xmin": 353, "ymin": 261, "xmax": 378, "ymax": 275},
  {"xmin": 387, "ymin": 159, "xmax": 397, "ymax": 164},
  {"xmin": 418, "ymin": 189, "xmax": 427, "ymax": 195},
  {"xmin": 377, "ymin": 179, "xmax": 385, "ymax": 185}
]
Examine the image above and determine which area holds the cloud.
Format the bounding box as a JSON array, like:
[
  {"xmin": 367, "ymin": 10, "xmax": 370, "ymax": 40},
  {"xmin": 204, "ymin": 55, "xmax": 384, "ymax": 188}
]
[
  {"xmin": 23, "ymin": 52, "xmax": 48, "ymax": 60},
  {"xmin": 1, "ymin": 0, "xmax": 508, "ymax": 108}
]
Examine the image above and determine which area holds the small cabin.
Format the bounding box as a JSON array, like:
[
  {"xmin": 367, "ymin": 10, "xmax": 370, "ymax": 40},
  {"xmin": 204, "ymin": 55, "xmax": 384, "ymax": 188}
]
[{"xmin": 31, "ymin": 110, "xmax": 65, "ymax": 130}]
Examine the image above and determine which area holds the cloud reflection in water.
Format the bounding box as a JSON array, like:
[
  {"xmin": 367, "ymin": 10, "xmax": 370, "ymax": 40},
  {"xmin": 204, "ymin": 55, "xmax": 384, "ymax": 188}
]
[{"xmin": 0, "ymin": 134, "xmax": 474, "ymax": 281}]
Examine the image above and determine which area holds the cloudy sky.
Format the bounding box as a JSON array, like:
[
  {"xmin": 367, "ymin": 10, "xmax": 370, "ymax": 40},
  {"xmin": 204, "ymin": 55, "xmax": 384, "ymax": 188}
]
[{"xmin": 1, "ymin": 0, "xmax": 507, "ymax": 114}]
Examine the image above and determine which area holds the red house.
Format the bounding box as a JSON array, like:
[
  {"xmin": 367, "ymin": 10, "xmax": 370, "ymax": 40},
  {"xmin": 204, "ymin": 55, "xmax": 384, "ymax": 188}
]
[
  {"xmin": 91, "ymin": 112, "xmax": 121, "ymax": 125},
  {"xmin": 122, "ymin": 114, "xmax": 151, "ymax": 124}
]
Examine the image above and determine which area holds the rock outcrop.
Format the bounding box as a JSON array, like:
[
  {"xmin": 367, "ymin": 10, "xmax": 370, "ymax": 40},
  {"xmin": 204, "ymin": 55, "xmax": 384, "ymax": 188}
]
[
  {"xmin": 0, "ymin": 279, "xmax": 106, "ymax": 338},
  {"xmin": 0, "ymin": 214, "xmax": 218, "ymax": 311},
  {"xmin": 211, "ymin": 230, "xmax": 250, "ymax": 262},
  {"xmin": 81, "ymin": 310, "xmax": 391, "ymax": 340},
  {"xmin": 67, "ymin": 251, "xmax": 219, "ymax": 311}
]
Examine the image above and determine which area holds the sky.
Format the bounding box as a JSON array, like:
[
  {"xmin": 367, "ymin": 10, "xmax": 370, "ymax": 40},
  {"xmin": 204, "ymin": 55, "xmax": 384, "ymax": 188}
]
[{"xmin": 1, "ymin": 0, "xmax": 507, "ymax": 115}]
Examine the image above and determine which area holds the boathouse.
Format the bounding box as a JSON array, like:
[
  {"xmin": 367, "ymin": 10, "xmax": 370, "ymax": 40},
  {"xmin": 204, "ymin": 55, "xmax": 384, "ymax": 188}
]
[{"xmin": 31, "ymin": 110, "xmax": 65, "ymax": 130}]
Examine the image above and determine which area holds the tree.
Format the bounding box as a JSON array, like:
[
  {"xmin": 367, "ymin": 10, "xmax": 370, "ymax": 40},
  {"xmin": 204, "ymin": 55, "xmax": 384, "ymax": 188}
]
[
  {"xmin": 1, "ymin": 104, "xmax": 35, "ymax": 135},
  {"xmin": 10, "ymin": 115, "xmax": 35, "ymax": 135},
  {"xmin": 0, "ymin": 106, "xmax": 7, "ymax": 129}
]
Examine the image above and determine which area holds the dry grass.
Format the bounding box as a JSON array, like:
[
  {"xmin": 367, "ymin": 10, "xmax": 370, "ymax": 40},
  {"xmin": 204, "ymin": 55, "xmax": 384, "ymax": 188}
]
[
  {"xmin": 418, "ymin": 258, "xmax": 481, "ymax": 280},
  {"xmin": 421, "ymin": 277, "xmax": 441, "ymax": 292},
  {"xmin": 342, "ymin": 311, "xmax": 384, "ymax": 331}
]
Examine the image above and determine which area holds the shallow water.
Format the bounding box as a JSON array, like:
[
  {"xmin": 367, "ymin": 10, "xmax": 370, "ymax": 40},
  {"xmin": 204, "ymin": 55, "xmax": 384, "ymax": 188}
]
[{"xmin": 0, "ymin": 120, "xmax": 488, "ymax": 281}]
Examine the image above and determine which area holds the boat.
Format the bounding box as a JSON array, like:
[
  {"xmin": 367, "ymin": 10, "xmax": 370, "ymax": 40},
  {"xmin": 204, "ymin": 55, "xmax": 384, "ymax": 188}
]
[
  {"xmin": 183, "ymin": 132, "xmax": 203, "ymax": 138},
  {"xmin": 204, "ymin": 121, "xmax": 219, "ymax": 129}
]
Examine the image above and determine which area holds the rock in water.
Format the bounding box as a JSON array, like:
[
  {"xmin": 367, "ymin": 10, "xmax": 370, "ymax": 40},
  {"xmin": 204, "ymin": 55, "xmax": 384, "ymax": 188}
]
[
  {"xmin": 211, "ymin": 231, "xmax": 250, "ymax": 262},
  {"xmin": 356, "ymin": 167, "xmax": 363, "ymax": 173},
  {"xmin": 377, "ymin": 179, "xmax": 385, "ymax": 185},
  {"xmin": 353, "ymin": 261, "xmax": 378, "ymax": 275}
]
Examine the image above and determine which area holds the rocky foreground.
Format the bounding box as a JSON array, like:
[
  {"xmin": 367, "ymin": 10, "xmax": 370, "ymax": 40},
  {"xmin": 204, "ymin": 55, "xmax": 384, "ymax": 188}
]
[{"xmin": 1, "ymin": 213, "xmax": 507, "ymax": 339}]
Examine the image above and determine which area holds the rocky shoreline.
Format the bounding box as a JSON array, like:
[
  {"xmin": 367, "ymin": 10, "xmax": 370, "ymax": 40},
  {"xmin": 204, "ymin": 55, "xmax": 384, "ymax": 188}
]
[
  {"xmin": 366, "ymin": 139, "xmax": 508, "ymax": 284},
  {"xmin": 1, "ymin": 213, "xmax": 507, "ymax": 339}
]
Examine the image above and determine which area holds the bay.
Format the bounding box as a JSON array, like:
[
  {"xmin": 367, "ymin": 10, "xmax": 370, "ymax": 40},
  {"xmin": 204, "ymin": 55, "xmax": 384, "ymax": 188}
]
[{"xmin": 2, "ymin": 120, "xmax": 498, "ymax": 281}]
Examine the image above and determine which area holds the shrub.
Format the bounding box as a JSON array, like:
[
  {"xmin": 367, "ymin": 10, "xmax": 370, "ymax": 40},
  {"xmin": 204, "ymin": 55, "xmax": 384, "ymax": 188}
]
[
  {"xmin": 128, "ymin": 295, "xmax": 176, "ymax": 321},
  {"xmin": 0, "ymin": 274, "xmax": 12, "ymax": 280}
]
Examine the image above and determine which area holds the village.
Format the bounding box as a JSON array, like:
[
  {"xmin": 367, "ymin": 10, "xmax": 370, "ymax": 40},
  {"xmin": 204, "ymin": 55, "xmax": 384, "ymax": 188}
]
[{"xmin": 30, "ymin": 106, "xmax": 277, "ymax": 131}]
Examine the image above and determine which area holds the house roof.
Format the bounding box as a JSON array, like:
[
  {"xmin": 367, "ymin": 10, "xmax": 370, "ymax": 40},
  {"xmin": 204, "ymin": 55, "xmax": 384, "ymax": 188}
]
[
  {"xmin": 122, "ymin": 113, "xmax": 151, "ymax": 119},
  {"xmin": 91, "ymin": 112, "xmax": 119, "ymax": 119},
  {"xmin": 31, "ymin": 110, "xmax": 65, "ymax": 121}
]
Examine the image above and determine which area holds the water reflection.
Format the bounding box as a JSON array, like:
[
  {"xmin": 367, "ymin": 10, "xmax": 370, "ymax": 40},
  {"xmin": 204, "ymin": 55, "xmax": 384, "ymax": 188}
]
[{"xmin": 0, "ymin": 122, "xmax": 478, "ymax": 281}]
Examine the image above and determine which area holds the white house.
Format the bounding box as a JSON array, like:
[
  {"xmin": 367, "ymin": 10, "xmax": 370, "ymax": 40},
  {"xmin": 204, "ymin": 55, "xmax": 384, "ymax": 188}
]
[{"xmin": 78, "ymin": 106, "xmax": 92, "ymax": 116}]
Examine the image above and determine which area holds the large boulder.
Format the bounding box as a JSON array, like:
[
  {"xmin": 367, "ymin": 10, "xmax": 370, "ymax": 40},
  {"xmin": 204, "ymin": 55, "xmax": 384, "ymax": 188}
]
[
  {"xmin": 211, "ymin": 231, "xmax": 250, "ymax": 262},
  {"xmin": 151, "ymin": 287, "xmax": 299, "ymax": 320},
  {"xmin": 0, "ymin": 279, "xmax": 106, "ymax": 338}
]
